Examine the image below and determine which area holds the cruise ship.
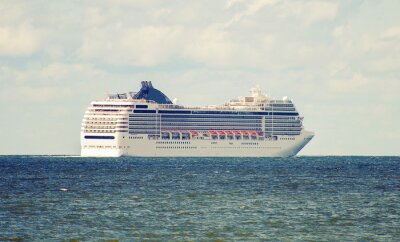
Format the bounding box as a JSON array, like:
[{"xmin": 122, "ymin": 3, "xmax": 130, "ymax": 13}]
[{"xmin": 81, "ymin": 81, "xmax": 314, "ymax": 157}]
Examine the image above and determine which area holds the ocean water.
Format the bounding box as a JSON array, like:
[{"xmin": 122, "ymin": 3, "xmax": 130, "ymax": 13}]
[{"xmin": 0, "ymin": 156, "xmax": 399, "ymax": 241}]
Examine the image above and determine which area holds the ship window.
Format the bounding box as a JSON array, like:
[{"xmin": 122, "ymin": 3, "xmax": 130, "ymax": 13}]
[
  {"xmin": 84, "ymin": 135, "xmax": 114, "ymax": 139},
  {"xmin": 136, "ymin": 105, "xmax": 148, "ymax": 109},
  {"xmin": 134, "ymin": 109, "xmax": 156, "ymax": 113},
  {"xmin": 159, "ymin": 110, "xmax": 191, "ymax": 114}
]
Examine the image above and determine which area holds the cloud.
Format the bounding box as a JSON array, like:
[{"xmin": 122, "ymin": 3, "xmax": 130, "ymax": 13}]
[
  {"xmin": 225, "ymin": 0, "xmax": 277, "ymax": 27},
  {"xmin": 80, "ymin": 25, "xmax": 185, "ymax": 66},
  {"xmin": 78, "ymin": 0, "xmax": 281, "ymax": 68},
  {"xmin": 328, "ymin": 73, "xmax": 368, "ymax": 93},
  {"xmin": 183, "ymin": 26, "xmax": 235, "ymax": 67},
  {"xmin": 382, "ymin": 26, "xmax": 400, "ymax": 40},
  {"xmin": 329, "ymin": 62, "xmax": 347, "ymax": 76},
  {"xmin": 326, "ymin": 73, "xmax": 400, "ymax": 103},
  {"xmin": 279, "ymin": 1, "xmax": 338, "ymax": 25},
  {"xmin": 225, "ymin": 0, "xmax": 247, "ymax": 9},
  {"xmin": 1, "ymin": 62, "xmax": 104, "ymax": 85},
  {"xmin": 0, "ymin": 86, "xmax": 71, "ymax": 102},
  {"xmin": 304, "ymin": 1, "xmax": 338, "ymax": 24},
  {"xmin": 0, "ymin": 24, "xmax": 40, "ymax": 57},
  {"xmin": 0, "ymin": 62, "xmax": 112, "ymax": 104},
  {"xmin": 84, "ymin": 7, "xmax": 107, "ymax": 27},
  {"xmin": 332, "ymin": 26, "xmax": 346, "ymax": 38},
  {"xmin": 368, "ymin": 57, "xmax": 400, "ymax": 72}
]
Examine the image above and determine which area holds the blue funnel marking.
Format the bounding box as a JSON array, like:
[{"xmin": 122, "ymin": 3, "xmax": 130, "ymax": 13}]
[{"xmin": 133, "ymin": 81, "xmax": 173, "ymax": 104}]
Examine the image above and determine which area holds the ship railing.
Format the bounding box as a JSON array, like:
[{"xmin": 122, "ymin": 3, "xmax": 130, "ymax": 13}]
[
  {"xmin": 157, "ymin": 104, "xmax": 263, "ymax": 111},
  {"xmin": 148, "ymin": 130, "xmax": 265, "ymax": 141}
]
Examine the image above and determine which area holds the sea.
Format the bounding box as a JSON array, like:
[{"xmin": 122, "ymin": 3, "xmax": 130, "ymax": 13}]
[{"xmin": 0, "ymin": 156, "xmax": 399, "ymax": 241}]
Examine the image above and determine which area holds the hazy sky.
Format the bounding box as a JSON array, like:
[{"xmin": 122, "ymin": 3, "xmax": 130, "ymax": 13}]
[{"xmin": 1, "ymin": 0, "xmax": 399, "ymax": 155}]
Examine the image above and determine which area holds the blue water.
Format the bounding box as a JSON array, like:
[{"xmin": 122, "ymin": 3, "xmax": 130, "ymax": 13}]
[{"xmin": 0, "ymin": 156, "xmax": 399, "ymax": 241}]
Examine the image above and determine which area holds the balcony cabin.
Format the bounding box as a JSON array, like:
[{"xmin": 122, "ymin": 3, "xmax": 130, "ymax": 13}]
[
  {"xmin": 181, "ymin": 132, "xmax": 190, "ymax": 140},
  {"xmin": 161, "ymin": 132, "xmax": 170, "ymax": 140},
  {"xmin": 171, "ymin": 132, "xmax": 180, "ymax": 140},
  {"xmin": 189, "ymin": 130, "xmax": 199, "ymax": 139}
]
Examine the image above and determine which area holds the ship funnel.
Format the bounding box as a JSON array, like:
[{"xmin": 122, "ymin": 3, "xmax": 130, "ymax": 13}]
[
  {"xmin": 133, "ymin": 81, "xmax": 173, "ymax": 104},
  {"xmin": 140, "ymin": 81, "xmax": 153, "ymax": 89}
]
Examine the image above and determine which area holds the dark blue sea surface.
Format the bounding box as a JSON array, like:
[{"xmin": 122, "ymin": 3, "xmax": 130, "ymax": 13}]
[{"xmin": 0, "ymin": 156, "xmax": 399, "ymax": 241}]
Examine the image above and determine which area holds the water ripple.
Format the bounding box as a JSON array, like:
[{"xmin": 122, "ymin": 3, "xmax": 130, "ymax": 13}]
[{"xmin": 0, "ymin": 156, "xmax": 399, "ymax": 241}]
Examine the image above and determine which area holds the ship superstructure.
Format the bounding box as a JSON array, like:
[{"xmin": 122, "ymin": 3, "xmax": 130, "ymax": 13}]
[{"xmin": 81, "ymin": 81, "xmax": 314, "ymax": 157}]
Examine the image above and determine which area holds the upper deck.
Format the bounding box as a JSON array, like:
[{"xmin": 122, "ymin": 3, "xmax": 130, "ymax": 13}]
[{"xmin": 93, "ymin": 81, "xmax": 295, "ymax": 112}]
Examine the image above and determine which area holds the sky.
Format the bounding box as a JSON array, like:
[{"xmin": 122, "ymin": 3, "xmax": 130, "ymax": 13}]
[{"xmin": 0, "ymin": 0, "xmax": 399, "ymax": 155}]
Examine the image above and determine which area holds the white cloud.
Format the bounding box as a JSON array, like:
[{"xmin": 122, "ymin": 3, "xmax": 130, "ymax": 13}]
[
  {"xmin": 329, "ymin": 62, "xmax": 347, "ymax": 76},
  {"xmin": 84, "ymin": 7, "xmax": 107, "ymax": 27},
  {"xmin": 305, "ymin": 1, "xmax": 338, "ymax": 24},
  {"xmin": 39, "ymin": 63, "xmax": 89, "ymax": 80},
  {"xmin": 78, "ymin": 0, "xmax": 279, "ymax": 68},
  {"xmin": 332, "ymin": 26, "xmax": 345, "ymax": 38},
  {"xmin": 225, "ymin": 0, "xmax": 247, "ymax": 9},
  {"xmin": 279, "ymin": 1, "xmax": 338, "ymax": 25},
  {"xmin": 1, "ymin": 63, "xmax": 104, "ymax": 86},
  {"xmin": 80, "ymin": 25, "xmax": 185, "ymax": 66},
  {"xmin": 369, "ymin": 57, "xmax": 400, "ymax": 72},
  {"xmin": 225, "ymin": 0, "xmax": 277, "ymax": 27},
  {"xmin": 382, "ymin": 26, "xmax": 400, "ymax": 39},
  {"xmin": 328, "ymin": 73, "xmax": 368, "ymax": 93},
  {"xmin": 0, "ymin": 24, "xmax": 40, "ymax": 57},
  {"xmin": 326, "ymin": 74, "xmax": 399, "ymax": 102},
  {"xmin": 0, "ymin": 1, "xmax": 24, "ymax": 25},
  {"xmin": 183, "ymin": 26, "xmax": 235, "ymax": 67},
  {"xmin": 351, "ymin": 25, "xmax": 400, "ymax": 55},
  {"xmin": 0, "ymin": 86, "xmax": 71, "ymax": 102}
]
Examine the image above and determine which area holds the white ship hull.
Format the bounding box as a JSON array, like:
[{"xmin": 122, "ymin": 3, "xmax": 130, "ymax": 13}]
[{"xmin": 81, "ymin": 130, "xmax": 314, "ymax": 158}]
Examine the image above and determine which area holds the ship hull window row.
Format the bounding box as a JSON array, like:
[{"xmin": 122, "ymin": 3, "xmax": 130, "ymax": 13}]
[{"xmin": 84, "ymin": 135, "xmax": 115, "ymax": 139}]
